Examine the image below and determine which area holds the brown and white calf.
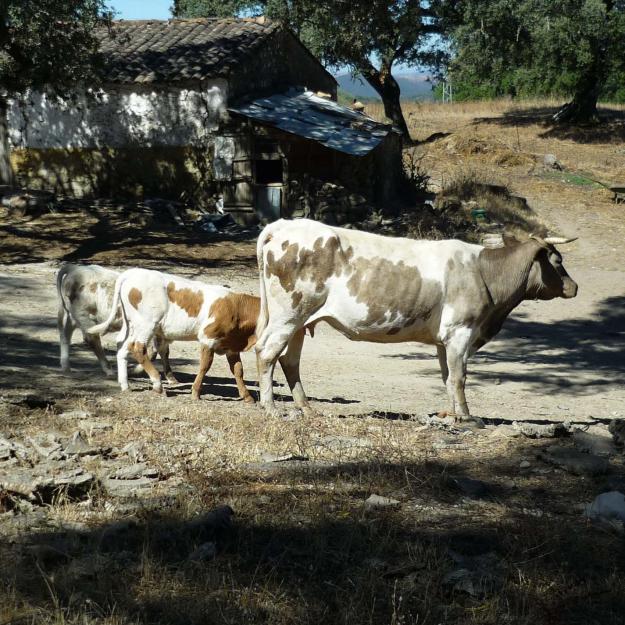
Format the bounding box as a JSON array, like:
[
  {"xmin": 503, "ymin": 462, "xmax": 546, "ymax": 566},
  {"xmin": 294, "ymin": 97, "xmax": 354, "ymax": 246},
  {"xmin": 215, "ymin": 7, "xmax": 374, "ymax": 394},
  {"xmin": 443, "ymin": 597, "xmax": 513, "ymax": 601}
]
[
  {"xmin": 57, "ymin": 263, "xmax": 174, "ymax": 379},
  {"xmin": 87, "ymin": 268, "xmax": 259, "ymax": 401},
  {"xmin": 255, "ymin": 219, "xmax": 578, "ymax": 420}
]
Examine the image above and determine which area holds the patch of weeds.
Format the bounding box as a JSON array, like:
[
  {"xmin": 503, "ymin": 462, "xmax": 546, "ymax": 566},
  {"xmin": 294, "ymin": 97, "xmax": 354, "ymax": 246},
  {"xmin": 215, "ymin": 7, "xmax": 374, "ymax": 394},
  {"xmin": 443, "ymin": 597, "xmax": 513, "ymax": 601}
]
[{"xmin": 542, "ymin": 170, "xmax": 603, "ymax": 187}]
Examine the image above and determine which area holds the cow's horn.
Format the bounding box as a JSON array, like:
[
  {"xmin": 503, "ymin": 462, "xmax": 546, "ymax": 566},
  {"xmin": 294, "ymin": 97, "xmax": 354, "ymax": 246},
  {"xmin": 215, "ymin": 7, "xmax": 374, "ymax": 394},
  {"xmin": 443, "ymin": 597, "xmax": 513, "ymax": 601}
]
[{"xmin": 543, "ymin": 236, "xmax": 578, "ymax": 245}]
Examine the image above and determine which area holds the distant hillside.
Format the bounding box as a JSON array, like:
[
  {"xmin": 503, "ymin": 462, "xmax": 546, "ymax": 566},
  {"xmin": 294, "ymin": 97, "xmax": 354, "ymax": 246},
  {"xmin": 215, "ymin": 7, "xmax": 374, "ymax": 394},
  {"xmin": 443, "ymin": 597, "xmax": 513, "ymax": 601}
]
[{"xmin": 335, "ymin": 73, "xmax": 434, "ymax": 101}]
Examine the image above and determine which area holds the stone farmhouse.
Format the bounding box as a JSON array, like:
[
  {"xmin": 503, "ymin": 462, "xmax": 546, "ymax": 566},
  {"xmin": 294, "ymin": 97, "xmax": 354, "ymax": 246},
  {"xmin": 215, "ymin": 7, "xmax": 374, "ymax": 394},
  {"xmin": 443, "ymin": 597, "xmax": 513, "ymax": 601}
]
[{"xmin": 7, "ymin": 18, "xmax": 402, "ymax": 223}]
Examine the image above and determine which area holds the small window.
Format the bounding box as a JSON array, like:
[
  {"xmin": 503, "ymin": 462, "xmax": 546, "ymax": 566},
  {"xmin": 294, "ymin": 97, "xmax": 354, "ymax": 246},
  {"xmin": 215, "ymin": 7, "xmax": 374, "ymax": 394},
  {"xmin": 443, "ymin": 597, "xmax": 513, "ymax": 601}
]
[{"xmin": 255, "ymin": 159, "xmax": 283, "ymax": 185}]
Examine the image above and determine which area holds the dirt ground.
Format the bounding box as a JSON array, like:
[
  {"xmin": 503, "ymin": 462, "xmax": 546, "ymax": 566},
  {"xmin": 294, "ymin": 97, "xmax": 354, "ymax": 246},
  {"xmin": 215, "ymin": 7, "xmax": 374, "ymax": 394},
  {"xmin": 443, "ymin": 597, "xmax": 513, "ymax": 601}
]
[
  {"xmin": 1, "ymin": 101, "xmax": 625, "ymax": 625},
  {"xmin": 2, "ymin": 107, "xmax": 625, "ymax": 422}
]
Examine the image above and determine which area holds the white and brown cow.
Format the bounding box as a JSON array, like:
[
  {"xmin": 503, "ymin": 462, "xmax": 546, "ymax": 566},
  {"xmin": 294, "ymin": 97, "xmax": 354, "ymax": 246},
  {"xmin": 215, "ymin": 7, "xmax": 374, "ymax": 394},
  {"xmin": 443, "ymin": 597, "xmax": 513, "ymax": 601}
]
[
  {"xmin": 87, "ymin": 268, "xmax": 259, "ymax": 401},
  {"xmin": 57, "ymin": 263, "xmax": 175, "ymax": 379},
  {"xmin": 254, "ymin": 219, "xmax": 578, "ymax": 420}
]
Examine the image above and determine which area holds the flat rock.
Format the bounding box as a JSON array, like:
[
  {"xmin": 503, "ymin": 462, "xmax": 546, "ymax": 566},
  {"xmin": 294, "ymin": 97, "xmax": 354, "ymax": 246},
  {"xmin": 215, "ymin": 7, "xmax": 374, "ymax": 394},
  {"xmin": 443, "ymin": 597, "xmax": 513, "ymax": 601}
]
[
  {"xmin": 513, "ymin": 421, "xmax": 569, "ymax": 438},
  {"xmin": 110, "ymin": 463, "xmax": 159, "ymax": 480},
  {"xmin": 101, "ymin": 476, "xmax": 157, "ymax": 496},
  {"xmin": 0, "ymin": 468, "xmax": 52, "ymax": 499},
  {"xmin": 59, "ymin": 410, "xmax": 92, "ymax": 420},
  {"xmin": 451, "ymin": 477, "xmax": 490, "ymax": 498},
  {"xmin": 573, "ymin": 431, "xmax": 618, "ymax": 457},
  {"xmin": 64, "ymin": 431, "xmax": 99, "ymax": 456},
  {"xmin": 433, "ymin": 438, "xmax": 471, "ymax": 451},
  {"xmin": 443, "ymin": 551, "xmax": 505, "ymax": 597},
  {"xmin": 542, "ymin": 446, "xmax": 609, "ymax": 476},
  {"xmin": 584, "ymin": 491, "xmax": 625, "ymax": 522},
  {"xmin": 365, "ymin": 494, "xmax": 400, "ymax": 509}
]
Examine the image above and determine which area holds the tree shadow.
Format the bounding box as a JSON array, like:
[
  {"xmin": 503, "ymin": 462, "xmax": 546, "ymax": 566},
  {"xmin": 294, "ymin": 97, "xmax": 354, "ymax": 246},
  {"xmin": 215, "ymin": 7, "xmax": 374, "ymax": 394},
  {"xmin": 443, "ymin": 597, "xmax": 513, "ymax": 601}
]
[
  {"xmin": 1, "ymin": 453, "xmax": 624, "ymax": 624},
  {"xmin": 473, "ymin": 104, "xmax": 625, "ymax": 144},
  {"xmin": 386, "ymin": 294, "xmax": 625, "ymax": 398}
]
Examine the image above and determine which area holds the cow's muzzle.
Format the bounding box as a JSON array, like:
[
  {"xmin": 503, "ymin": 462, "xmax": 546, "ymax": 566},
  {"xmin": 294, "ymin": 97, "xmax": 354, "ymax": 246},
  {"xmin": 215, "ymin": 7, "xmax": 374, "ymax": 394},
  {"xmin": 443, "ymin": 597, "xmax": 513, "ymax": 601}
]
[{"xmin": 562, "ymin": 277, "xmax": 578, "ymax": 299}]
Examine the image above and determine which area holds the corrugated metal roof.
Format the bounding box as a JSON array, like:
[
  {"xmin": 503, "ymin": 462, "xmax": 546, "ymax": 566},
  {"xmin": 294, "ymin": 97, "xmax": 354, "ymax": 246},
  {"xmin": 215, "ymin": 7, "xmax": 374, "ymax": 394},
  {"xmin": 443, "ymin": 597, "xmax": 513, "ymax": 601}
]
[{"xmin": 228, "ymin": 90, "xmax": 396, "ymax": 156}]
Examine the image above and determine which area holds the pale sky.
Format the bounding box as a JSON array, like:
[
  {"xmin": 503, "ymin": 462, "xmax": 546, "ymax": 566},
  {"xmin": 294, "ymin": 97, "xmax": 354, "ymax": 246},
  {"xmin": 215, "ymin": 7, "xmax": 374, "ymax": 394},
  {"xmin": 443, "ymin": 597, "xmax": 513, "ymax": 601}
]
[{"xmin": 109, "ymin": 0, "xmax": 172, "ymax": 20}]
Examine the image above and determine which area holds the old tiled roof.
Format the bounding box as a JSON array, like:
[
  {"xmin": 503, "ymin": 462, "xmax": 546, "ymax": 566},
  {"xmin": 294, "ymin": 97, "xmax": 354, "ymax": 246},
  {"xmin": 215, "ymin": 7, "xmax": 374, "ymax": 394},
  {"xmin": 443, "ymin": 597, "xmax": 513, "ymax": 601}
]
[{"xmin": 96, "ymin": 18, "xmax": 281, "ymax": 83}]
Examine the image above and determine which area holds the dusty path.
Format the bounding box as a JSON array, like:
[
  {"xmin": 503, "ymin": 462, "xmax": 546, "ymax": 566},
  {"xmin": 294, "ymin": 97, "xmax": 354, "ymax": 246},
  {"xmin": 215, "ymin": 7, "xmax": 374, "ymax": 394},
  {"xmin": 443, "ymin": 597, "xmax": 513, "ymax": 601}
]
[{"xmin": 1, "ymin": 192, "xmax": 623, "ymax": 422}]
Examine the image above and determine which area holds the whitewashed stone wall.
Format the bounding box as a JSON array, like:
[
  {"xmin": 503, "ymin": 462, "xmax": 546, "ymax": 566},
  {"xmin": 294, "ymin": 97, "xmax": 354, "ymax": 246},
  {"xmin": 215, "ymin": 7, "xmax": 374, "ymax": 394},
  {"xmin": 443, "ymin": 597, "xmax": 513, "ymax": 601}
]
[{"xmin": 8, "ymin": 80, "xmax": 227, "ymax": 149}]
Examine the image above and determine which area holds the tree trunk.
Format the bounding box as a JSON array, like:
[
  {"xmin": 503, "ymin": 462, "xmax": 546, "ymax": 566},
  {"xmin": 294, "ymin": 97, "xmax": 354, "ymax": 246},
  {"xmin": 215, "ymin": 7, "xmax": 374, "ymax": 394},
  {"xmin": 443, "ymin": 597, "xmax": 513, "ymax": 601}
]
[
  {"xmin": 360, "ymin": 64, "xmax": 412, "ymax": 142},
  {"xmin": 0, "ymin": 96, "xmax": 15, "ymax": 186},
  {"xmin": 553, "ymin": 84, "xmax": 600, "ymax": 124}
]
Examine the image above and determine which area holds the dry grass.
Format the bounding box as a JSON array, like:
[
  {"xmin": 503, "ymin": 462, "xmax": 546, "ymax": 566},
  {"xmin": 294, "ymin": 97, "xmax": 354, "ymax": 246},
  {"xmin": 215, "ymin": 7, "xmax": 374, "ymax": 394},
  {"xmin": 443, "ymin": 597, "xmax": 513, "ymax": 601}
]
[{"xmin": 2, "ymin": 391, "xmax": 625, "ymax": 625}]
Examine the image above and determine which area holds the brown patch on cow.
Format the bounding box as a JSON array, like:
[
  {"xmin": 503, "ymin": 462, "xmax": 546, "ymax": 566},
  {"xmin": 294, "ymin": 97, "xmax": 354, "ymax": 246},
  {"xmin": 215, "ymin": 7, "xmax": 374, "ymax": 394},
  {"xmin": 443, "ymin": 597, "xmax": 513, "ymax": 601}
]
[
  {"xmin": 89, "ymin": 283, "xmax": 98, "ymax": 293},
  {"xmin": 291, "ymin": 291, "xmax": 303, "ymax": 309},
  {"xmin": 128, "ymin": 287, "xmax": 142, "ymax": 310},
  {"xmin": 203, "ymin": 293, "xmax": 260, "ymax": 353},
  {"xmin": 387, "ymin": 327, "xmax": 401, "ymax": 335},
  {"xmin": 265, "ymin": 236, "xmax": 354, "ymax": 294},
  {"xmin": 346, "ymin": 256, "xmax": 440, "ymax": 329},
  {"xmin": 167, "ymin": 282, "xmax": 204, "ymax": 317}
]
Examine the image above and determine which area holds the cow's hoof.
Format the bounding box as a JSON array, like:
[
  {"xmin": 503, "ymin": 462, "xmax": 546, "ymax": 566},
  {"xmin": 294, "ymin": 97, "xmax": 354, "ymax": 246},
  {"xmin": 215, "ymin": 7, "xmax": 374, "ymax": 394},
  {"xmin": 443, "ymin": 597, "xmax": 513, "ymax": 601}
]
[
  {"xmin": 191, "ymin": 392, "xmax": 201, "ymax": 401},
  {"xmin": 152, "ymin": 386, "xmax": 163, "ymax": 395},
  {"xmin": 166, "ymin": 374, "xmax": 180, "ymax": 384},
  {"xmin": 261, "ymin": 404, "xmax": 284, "ymax": 419},
  {"xmin": 243, "ymin": 395, "xmax": 256, "ymax": 404}
]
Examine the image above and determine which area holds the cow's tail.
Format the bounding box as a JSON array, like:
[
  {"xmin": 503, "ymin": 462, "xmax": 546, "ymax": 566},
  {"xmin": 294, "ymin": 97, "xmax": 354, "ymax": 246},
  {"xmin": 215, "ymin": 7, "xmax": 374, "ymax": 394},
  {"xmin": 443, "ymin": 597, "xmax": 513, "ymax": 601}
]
[
  {"xmin": 255, "ymin": 224, "xmax": 274, "ymax": 344},
  {"xmin": 87, "ymin": 272, "xmax": 123, "ymax": 336},
  {"xmin": 56, "ymin": 263, "xmax": 73, "ymax": 316}
]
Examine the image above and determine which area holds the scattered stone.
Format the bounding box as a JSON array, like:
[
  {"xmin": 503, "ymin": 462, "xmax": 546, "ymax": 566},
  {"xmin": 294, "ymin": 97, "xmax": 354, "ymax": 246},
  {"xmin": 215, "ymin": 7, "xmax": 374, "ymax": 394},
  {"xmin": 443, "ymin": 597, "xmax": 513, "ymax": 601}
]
[
  {"xmin": 541, "ymin": 446, "xmax": 609, "ymax": 476},
  {"xmin": 573, "ymin": 431, "xmax": 618, "ymax": 457},
  {"xmin": 64, "ymin": 431, "xmax": 99, "ymax": 456},
  {"xmin": 443, "ymin": 551, "xmax": 505, "ymax": 597},
  {"xmin": 365, "ymin": 494, "xmax": 401, "ymax": 510},
  {"xmin": 81, "ymin": 419, "xmax": 113, "ymax": 432},
  {"xmin": 489, "ymin": 425, "xmax": 521, "ymax": 439},
  {"xmin": 451, "ymin": 477, "xmax": 491, "ymax": 498},
  {"xmin": 260, "ymin": 452, "xmax": 309, "ymax": 463},
  {"xmin": 188, "ymin": 541, "xmax": 217, "ymax": 562},
  {"xmin": 101, "ymin": 476, "xmax": 156, "ymax": 497},
  {"xmin": 53, "ymin": 467, "xmax": 94, "ymax": 489},
  {"xmin": 27, "ymin": 435, "xmax": 63, "ymax": 460},
  {"xmin": 187, "ymin": 505, "xmax": 235, "ymax": 539},
  {"xmin": 513, "ymin": 421, "xmax": 569, "ymax": 438},
  {"xmin": 433, "ymin": 438, "xmax": 471, "ymax": 451},
  {"xmin": 0, "ymin": 469, "xmax": 52, "ymax": 500},
  {"xmin": 609, "ymin": 420, "xmax": 625, "ymax": 447},
  {"xmin": 543, "ymin": 154, "xmax": 562, "ymax": 170},
  {"xmin": 59, "ymin": 410, "xmax": 92, "ymax": 420},
  {"xmin": 120, "ymin": 442, "xmax": 147, "ymax": 462},
  {"xmin": 584, "ymin": 492, "xmax": 625, "ymax": 522},
  {"xmin": 110, "ymin": 463, "xmax": 159, "ymax": 480},
  {"xmin": 519, "ymin": 460, "xmax": 531, "ymax": 469}
]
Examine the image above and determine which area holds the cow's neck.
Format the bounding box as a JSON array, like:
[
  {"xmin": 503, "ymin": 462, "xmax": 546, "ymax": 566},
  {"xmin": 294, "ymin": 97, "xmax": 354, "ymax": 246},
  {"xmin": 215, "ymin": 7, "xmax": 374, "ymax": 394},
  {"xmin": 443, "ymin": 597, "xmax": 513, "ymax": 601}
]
[{"xmin": 478, "ymin": 241, "xmax": 539, "ymax": 309}]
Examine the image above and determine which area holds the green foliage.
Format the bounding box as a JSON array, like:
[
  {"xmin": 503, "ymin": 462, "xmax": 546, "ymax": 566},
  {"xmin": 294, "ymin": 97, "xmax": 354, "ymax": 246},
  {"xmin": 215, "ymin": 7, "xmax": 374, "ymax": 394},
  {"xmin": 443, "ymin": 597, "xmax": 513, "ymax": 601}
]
[
  {"xmin": 0, "ymin": 0, "xmax": 111, "ymax": 95},
  {"xmin": 174, "ymin": 0, "xmax": 447, "ymax": 138},
  {"xmin": 448, "ymin": 0, "xmax": 625, "ymax": 108}
]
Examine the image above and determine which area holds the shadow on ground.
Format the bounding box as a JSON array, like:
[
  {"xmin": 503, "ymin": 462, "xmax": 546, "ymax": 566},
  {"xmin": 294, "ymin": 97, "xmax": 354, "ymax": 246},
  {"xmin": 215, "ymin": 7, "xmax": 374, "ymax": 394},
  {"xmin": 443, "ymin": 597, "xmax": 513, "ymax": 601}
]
[
  {"xmin": 1, "ymin": 455, "xmax": 624, "ymax": 625},
  {"xmin": 473, "ymin": 105, "xmax": 625, "ymax": 144},
  {"xmin": 387, "ymin": 295, "xmax": 625, "ymax": 397}
]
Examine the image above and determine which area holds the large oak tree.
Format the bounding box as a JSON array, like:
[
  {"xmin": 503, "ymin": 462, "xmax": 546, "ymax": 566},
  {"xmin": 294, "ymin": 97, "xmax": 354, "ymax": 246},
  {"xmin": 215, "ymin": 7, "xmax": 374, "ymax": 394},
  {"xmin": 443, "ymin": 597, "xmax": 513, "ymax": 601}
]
[{"xmin": 448, "ymin": 0, "xmax": 625, "ymax": 122}]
